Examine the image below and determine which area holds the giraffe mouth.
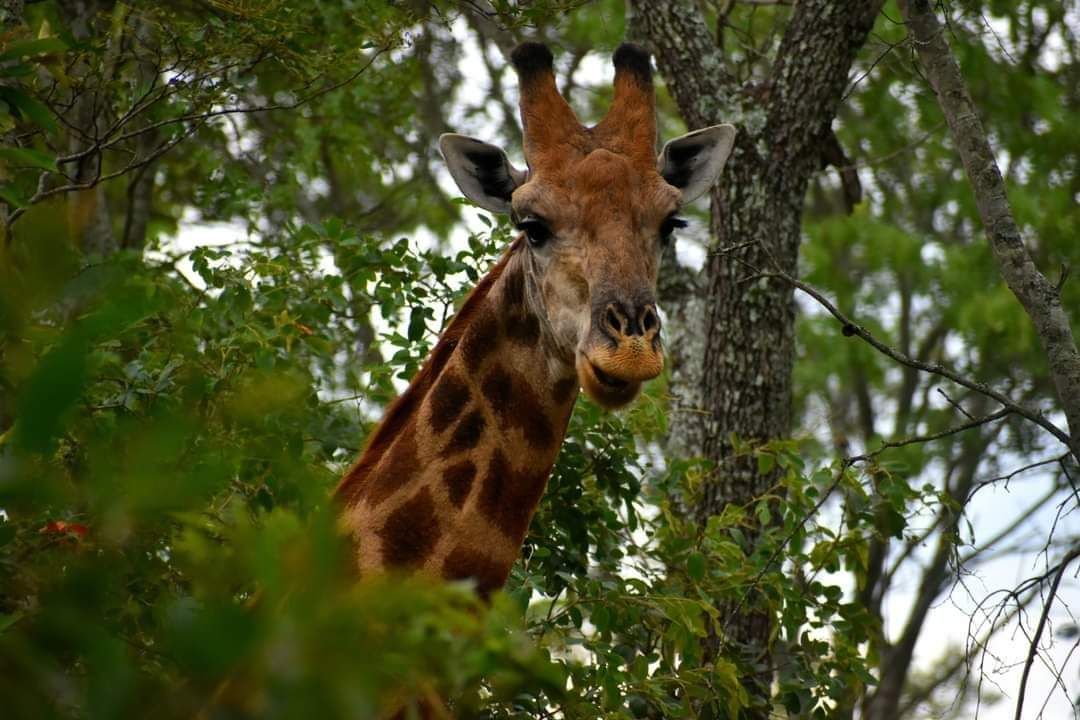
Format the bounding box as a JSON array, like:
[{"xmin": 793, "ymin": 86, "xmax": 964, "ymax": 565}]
[
  {"xmin": 591, "ymin": 364, "xmax": 630, "ymax": 390},
  {"xmin": 576, "ymin": 353, "xmax": 642, "ymax": 409}
]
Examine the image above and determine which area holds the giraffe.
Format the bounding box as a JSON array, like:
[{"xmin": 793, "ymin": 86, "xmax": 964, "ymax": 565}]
[{"xmin": 335, "ymin": 41, "xmax": 735, "ymax": 599}]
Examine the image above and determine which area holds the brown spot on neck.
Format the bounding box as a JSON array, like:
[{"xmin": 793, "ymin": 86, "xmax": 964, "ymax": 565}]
[
  {"xmin": 442, "ymin": 459, "xmax": 476, "ymax": 508},
  {"xmin": 481, "ymin": 366, "xmax": 555, "ymax": 448},
  {"xmin": 429, "ymin": 371, "xmax": 469, "ymax": 434},
  {"xmin": 442, "ymin": 408, "xmax": 486, "ymax": 456},
  {"xmin": 478, "ymin": 448, "xmax": 550, "ymax": 541},
  {"xmin": 499, "ymin": 255, "xmax": 542, "ymax": 346},
  {"xmin": 442, "ymin": 546, "xmax": 511, "ymax": 600},
  {"xmin": 354, "ymin": 422, "xmax": 420, "ymax": 508},
  {"xmin": 334, "ymin": 248, "xmax": 513, "ymax": 507},
  {"xmin": 378, "ymin": 487, "xmax": 440, "ymax": 568},
  {"xmin": 461, "ymin": 306, "xmax": 499, "ymax": 373},
  {"xmin": 505, "ymin": 312, "xmax": 541, "ymax": 346}
]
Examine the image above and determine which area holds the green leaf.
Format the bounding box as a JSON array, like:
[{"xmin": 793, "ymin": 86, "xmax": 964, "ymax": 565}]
[
  {"xmin": 407, "ymin": 306, "xmax": 426, "ymax": 342},
  {"xmin": 0, "ymin": 183, "xmax": 27, "ymax": 207},
  {"xmin": 686, "ymin": 552, "xmax": 706, "ymax": 581},
  {"xmin": 592, "ymin": 605, "xmax": 611, "ymax": 633},
  {"xmin": 0, "ymin": 146, "xmax": 57, "ymax": 172},
  {"xmin": 0, "ymin": 87, "xmax": 57, "ymax": 132},
  {"xmin": 0, "ymin": 612, "xmax": 22, "ymax": 634},
  {"xmin": 0, "ymin": 63, "xmax": 34, "ymax": 78},
  {"xmin": 0, "ymin": 37, "xmax": 68, "ymax": 62}
]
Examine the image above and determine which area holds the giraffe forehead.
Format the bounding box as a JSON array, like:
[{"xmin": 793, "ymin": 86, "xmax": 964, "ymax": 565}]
[{"xmin": 517, "ymin": 149, "xmax": 677, "ymax": 226}]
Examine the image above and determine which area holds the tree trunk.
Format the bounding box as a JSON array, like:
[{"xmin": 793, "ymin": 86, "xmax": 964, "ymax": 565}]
[
  {"xmin": 862, "ymin": 399, "xmax": 994, "ymax": 719},
  {"xmin": 120, "ymin": 13, "xmax": 159, "ymax": 253},
  {"xmin": 60, "ymin": 0, "xmax": 118, "ymax": 256},
  {"xmin": 629, "ymin": 0, "xmax": 884, "ymax": 713}
]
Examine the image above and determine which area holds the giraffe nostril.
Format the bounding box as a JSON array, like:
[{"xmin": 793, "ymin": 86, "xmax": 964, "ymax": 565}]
[
  {"xmin": 641, "ymin": 306, "xmax": 658, "ymax": 333},
  {"xmin": 605, "ymin": 306, "xmax": 624, "ymax": 335}
]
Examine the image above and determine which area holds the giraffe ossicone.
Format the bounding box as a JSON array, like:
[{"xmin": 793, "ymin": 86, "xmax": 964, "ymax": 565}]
[{"xmin": 336, "ymin": 41, "xmax": 736, "ymax": 598}]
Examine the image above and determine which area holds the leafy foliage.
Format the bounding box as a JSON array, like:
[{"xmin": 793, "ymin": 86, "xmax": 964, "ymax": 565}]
[{"xmin": 0, "ymin": 213, "xmax": 893, "ymax": 719}]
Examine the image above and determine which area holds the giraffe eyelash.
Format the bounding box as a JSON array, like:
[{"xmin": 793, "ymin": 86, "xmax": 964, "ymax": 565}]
[
  {"xmin": 660, "ymin": 215, "xmax": 688, "ymax": 242},
  {"xmin": 515, "ymin": 216, "xmax": 552, "ymax": 248}
]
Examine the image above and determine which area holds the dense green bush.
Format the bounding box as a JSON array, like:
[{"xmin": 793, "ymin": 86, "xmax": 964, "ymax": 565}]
[{"xmin": 1, "ymin": 210, "xmax": 892, "ymax": 718}]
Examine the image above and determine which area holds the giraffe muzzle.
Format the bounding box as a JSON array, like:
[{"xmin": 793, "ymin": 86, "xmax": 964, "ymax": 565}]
[{"xmin": 577, "ymin": 297, "xmax": 664, "ymax": 408}]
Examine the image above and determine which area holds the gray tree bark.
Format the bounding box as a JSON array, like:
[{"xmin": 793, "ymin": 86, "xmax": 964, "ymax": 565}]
[
  {"xmin": 120, "ymin": 13, "xmax": 159, "ymax": 253},
  {"xmin": 899, "ymin": 0, "xmax": 1080, "ymax": 462},
  {"xmin": 60, "ymin": 0, "xmax": 118, "ymax": 257},
  {"xmin": 629, "ymin": 0, "xmax": 884, "ymax": 713}
]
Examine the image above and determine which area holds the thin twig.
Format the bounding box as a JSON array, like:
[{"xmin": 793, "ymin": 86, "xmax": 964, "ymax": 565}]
[
  {"xmin": 937, "ymin": 387, "xmax": 975, "ymax": 420},
  {"xmin": 847, "ymin": 408, "xmax": 1010, "ymax": 465},
  {"xmin": 760, "ymin": 268, "xmax": 1076, "ymax": 458},
  {"xmin": 1014, "ymin": 545, "xmax": 1080, "ymax": 720},
  {"xmin": 8, "ymin": 47, "xmax": 389, "ymax": 227}
]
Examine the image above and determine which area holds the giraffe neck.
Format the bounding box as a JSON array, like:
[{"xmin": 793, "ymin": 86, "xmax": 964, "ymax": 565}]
[{"xmin": 335, "ymin": 240, "xmax": 580, "ymax": 595}]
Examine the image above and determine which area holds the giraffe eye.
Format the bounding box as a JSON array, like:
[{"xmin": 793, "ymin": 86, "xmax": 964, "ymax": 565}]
[
  {"xmin": 660, "ymin": 215, "xmax": 687, "ymax": 244},
  {"xmin": 516, "ymin": 217, "xmax": 552, "ymax": 248}
]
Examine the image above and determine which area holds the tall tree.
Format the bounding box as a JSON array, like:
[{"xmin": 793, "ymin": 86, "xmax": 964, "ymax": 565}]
[{"xmin": 629, "ymin": 0, "xmax": 883, "ymax": 709}]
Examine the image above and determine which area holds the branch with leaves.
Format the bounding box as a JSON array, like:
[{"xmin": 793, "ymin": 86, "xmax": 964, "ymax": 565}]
[
  {"xmin": 761, "ymin": 268, "xmax": 1076, "ymax": 461},
  {"xmin": 899, "ymin": 0, "xmax": 1080, "ymax": 459}
]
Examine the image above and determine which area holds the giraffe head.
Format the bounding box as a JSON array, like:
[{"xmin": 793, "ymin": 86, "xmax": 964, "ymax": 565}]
[{"xmin": 441, "ymin": 42, "xmax": 735, "ymax": 408}]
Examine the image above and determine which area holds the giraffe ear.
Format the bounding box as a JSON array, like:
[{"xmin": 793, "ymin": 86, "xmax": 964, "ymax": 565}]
[
  {"xmin": 658, "ymin": 124, "xmax": 736, "ymax": 204},
  {"xmin": 440, "ymin": 133, "xmax": 526, "ymax": 214}
]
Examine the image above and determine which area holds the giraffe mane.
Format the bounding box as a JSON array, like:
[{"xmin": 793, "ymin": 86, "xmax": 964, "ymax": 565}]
[{"xmin": 334, "ymin": 239, "xmax": 520, "ymax": 504}]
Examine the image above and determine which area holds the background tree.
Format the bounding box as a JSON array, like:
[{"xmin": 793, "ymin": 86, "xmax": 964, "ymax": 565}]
[
  {"xmin": 627, "ymin": 4, "xmax": 885, "ymax": 711},
  {"xmin": 628, "ymin": 1, "xmax": 1080, "ymax": 717}
]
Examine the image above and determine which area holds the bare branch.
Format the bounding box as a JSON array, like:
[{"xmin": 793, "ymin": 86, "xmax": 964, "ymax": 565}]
[
  {"xmin": 846, "ymin": 407, "xmax": 1010, "ymax": 465},
  {"xmin": 899, "ymin": 0, "xmax": 1080, "ymax": 459},
  {"xmin": 973, "ymin": 454, "xmax": 1071, "ymax": 495},
  {"xmin": 761, "ymin": 268, "xmax": 1075, "ymax": 456},
  {"xmin": 960, "ymin": 481, "xmax": 1064, "ymax": 567},
  {"xmin": 8, "ymin": 116, "xmax": 207, "ymax": 224},
  {"xmin": 899, "ymin": 584, "xmax": 1041, "ymax": 718},
  {"xmin": 937, "ymin": 388, "xmax": 975, "ymax": 421},
  {"xmin": 1014, "ymin": 544, "xmax": 1080, "ymax": 720},
  {"xmin": 7, "ymin": 46, "xmax": 388, "ymax": 228}
]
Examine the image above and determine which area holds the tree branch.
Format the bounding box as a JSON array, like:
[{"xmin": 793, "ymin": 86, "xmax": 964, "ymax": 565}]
[
  {"xmin": 847, "ymin": 407, "xmax": 1010, "ymax": 465},
  {"xmin": 7, "ymin": 46, "xmax": 388, "ymax": 228},
  {"xmin": 896, "ymin": 582, "xmax": 1041, "ymax": 718},
  {"xmin": 961, "ymin": 480, "xmax": 1064, "ymax": 568},
  {"xmin": 899, "ymin": 0, "xmax": 1080, "ymax": 459},
  {"xmin": 761, "ymin": 269, "xmax": 1076, "ymax": 457},
  {"xmin": 1014, "ymin": 544, "xmax": 1080, "ymax": 720},
  {"xmin": 765, "ymin": 0, "xmax": 886, "ymax": 173}
]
